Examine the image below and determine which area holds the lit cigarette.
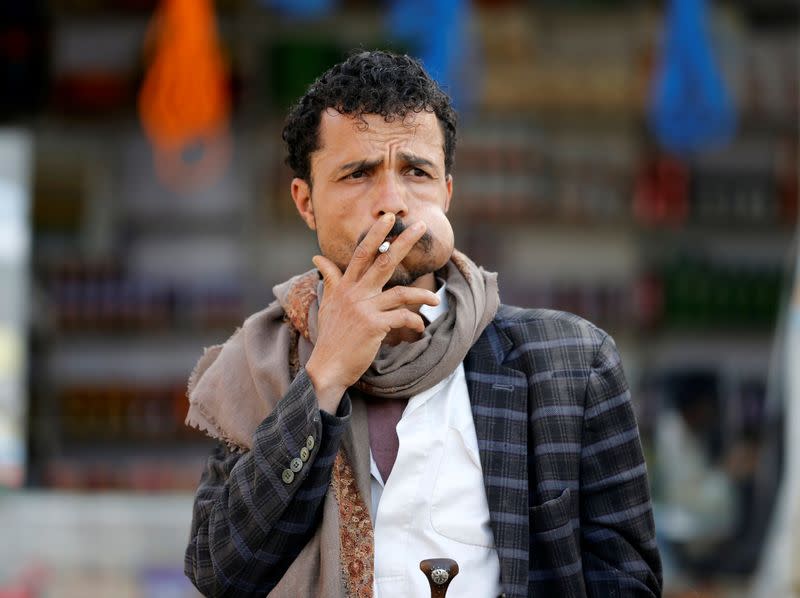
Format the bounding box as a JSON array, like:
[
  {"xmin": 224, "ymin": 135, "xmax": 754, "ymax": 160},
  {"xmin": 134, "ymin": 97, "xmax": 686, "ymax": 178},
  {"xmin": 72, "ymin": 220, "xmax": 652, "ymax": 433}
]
[{"xmin": 378, "ymin": 241, "xmax": 391, "ymax": 254}]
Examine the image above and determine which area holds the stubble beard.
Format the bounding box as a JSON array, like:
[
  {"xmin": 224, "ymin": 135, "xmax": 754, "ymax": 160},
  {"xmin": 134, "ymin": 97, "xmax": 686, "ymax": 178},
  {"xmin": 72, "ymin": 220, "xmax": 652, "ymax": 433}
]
[{"xmin": 383, "ymin": 260, "xmax": 430, "ymax": 289}]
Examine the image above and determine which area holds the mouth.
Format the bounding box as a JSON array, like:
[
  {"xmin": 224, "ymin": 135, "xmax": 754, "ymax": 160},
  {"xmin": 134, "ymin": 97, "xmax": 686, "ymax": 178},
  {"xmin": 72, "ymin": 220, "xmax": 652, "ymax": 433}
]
[{"xmin": 379, "ymin": 230, "xmax": 432, "ymax": 255}]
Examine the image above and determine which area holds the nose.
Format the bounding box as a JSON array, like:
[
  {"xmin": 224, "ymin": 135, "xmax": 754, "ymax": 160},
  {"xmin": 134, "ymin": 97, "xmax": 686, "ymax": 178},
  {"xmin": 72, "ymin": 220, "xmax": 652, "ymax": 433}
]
[{"xmin": 373, "ymin": 172, "xmax": 408, "ymax": 220}]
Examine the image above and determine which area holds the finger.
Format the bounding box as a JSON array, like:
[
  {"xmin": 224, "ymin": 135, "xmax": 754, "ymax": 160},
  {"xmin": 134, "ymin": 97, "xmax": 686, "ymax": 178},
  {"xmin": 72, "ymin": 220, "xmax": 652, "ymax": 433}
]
[
  {"xmin": 381, "ymin": 308, "xmax": 426, "ymax": 334},
  {"xmin": 343, "ymin": 212, "xmax": 396, "ymax": 283},
  {"xmin": 360, "ymin": 220, "xmax": 427, "ymax": 290},
  {"xmin": 312, "ymin": 255, "xmax": 343, "ymax": 290},
  {"xmin": 371, "ymin": 285, "xmax": 439, "ymax": 311}
]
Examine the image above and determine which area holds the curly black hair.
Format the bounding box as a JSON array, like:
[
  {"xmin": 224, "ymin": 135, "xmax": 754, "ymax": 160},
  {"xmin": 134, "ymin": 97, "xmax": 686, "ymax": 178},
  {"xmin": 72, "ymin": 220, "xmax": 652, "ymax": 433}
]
[{"xmin": 282, "ymin": 50, "xmax": 457, "ymax": 183}]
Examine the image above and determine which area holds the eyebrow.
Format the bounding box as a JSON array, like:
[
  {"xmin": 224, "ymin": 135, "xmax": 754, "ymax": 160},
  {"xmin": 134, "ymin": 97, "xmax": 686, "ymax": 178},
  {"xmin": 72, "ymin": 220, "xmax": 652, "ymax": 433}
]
[
  {"xmin": 336, "ymin": 157, "xmax": 382, "ymax": 176},
  {"xmin": 398, "ymin": 151, "xmax": 437, "ymax": 170},
  {"xmin": 335, "ymin": 151, "xmax": 438, "ymax": 176}
]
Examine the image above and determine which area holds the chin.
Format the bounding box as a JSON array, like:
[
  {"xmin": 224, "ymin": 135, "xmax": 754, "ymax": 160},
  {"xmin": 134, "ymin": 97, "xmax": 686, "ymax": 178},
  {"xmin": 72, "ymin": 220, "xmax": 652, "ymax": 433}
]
[
  {"xmin": 383, "ymin": 262, "xmax": 422, "ymax": 288},
  {"xmin": 386, "ymin": 251, "xmax": 452, "ymax": 289}
]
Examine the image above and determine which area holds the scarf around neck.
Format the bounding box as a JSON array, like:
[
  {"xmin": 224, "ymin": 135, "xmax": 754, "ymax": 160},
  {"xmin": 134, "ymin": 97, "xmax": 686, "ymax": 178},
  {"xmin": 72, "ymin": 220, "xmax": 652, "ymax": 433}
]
[{"xmin": 186, "ymin": 249, "xmax": 499, "ymax": 596}]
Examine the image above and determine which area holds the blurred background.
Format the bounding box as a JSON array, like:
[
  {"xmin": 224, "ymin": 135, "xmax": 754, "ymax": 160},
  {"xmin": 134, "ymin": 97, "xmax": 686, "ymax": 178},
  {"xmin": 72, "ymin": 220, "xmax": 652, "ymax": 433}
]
[{"xmin": 0, "ymin": 0, "xmax": 797, "ymax": 596}]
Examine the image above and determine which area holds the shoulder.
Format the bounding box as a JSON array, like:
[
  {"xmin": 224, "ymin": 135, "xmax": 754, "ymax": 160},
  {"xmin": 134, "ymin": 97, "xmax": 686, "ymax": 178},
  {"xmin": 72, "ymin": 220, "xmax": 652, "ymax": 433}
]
[
  {"xmin": 491, "ymin": 305, "xmax": 615, "ymax": 371},
  {"xmin": 493, "ymin": 304, "xmax": 610, "ymax": 349}
]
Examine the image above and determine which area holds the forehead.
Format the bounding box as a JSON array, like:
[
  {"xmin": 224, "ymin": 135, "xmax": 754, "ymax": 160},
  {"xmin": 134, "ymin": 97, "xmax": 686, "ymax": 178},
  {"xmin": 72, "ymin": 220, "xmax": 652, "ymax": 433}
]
[{"xmin": 314, "ymin": 109, "xmax": 445, "ymax": 167}]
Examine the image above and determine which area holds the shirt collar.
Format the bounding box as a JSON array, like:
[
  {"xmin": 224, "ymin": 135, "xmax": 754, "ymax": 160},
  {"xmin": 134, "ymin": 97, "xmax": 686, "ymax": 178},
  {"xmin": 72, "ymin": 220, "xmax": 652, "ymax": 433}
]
[{"xmin": 419, "ymin": 281, "xmax": 448, "ymax": 324}]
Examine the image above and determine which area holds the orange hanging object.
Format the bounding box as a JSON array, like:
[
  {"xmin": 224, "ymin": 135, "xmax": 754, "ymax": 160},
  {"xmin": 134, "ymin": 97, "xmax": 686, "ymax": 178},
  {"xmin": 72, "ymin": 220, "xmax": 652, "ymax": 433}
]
[{"xmin": 138, "ymin": 0, "xmax": 231, "ymax": 193}]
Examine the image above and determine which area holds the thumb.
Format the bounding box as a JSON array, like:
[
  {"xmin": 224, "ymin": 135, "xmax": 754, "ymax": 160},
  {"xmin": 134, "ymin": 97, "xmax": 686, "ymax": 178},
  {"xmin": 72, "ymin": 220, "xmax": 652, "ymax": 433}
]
[{"xmin": 312, "ymin": 255, "xmax": 342, "ymax": 289}]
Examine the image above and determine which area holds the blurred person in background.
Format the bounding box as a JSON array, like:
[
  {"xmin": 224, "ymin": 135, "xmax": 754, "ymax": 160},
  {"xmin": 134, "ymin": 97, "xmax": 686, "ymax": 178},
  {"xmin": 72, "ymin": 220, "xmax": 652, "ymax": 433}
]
[{"xmin": 183, "ymin": 50, "xmax": 662, "ymax": 598}]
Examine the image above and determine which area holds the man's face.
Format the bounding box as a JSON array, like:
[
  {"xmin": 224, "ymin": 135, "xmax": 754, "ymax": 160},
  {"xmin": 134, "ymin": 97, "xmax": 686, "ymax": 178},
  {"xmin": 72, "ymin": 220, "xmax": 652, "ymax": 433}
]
[{"xmin": 291, "ymin": 109, "xmax": 454, "ymax": 288}]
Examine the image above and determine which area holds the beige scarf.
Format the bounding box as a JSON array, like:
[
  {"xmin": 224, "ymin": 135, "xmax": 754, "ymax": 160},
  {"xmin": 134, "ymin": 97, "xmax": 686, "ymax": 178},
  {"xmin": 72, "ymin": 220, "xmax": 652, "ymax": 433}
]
[{"xmin": 186, "ymin": 250, "xmax": 499, "ymax": 596}]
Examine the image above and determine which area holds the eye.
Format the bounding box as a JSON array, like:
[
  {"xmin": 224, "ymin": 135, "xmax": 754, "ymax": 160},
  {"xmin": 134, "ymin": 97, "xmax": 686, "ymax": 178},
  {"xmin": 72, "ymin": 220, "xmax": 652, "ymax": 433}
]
[
  {"xmin": 345, "ymin": 170, "xmax": 366, "ymax": 180},
  {"xmin": 408, "ymin": 167, "xmax": 430, "ymax": 178}
]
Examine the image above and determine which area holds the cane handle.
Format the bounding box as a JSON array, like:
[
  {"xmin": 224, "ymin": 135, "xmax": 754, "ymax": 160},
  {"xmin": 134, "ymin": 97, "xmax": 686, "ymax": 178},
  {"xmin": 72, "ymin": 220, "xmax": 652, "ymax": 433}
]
[{"xmin": 419, "ymin": 558, "xmax": 459, "ymax": 598}]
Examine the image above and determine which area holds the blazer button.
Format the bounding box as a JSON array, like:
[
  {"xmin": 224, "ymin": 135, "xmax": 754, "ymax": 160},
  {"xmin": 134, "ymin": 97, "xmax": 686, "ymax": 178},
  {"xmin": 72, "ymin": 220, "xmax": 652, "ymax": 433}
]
[
  {"xmin": 306, "ymin": 435, "xmax": 315, "ymax": 451},
  {"xmin": 290, "ymin": 457, "xmax": 303, "ymax": 473},
  {"xmin": 281, "ymin": 469, "xmax": 295, "ymax": 484},
  {"xmin": 300, "ymin": 446, "xmax": 310, "ymax": 462}
]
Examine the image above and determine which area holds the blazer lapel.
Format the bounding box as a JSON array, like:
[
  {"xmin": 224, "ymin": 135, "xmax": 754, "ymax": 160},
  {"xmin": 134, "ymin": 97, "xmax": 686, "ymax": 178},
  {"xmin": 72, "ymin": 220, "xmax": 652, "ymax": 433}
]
[{"xmin": 465, "ymin": 320, "xmax": 529, "ymax": 598}]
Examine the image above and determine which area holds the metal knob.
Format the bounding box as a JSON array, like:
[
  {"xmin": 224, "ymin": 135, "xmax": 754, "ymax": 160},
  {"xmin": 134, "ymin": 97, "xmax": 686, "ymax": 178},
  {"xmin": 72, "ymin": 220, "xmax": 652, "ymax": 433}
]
[{"xmin": 420, "ymin": 558, "xmax": 459, "ymax": 598}]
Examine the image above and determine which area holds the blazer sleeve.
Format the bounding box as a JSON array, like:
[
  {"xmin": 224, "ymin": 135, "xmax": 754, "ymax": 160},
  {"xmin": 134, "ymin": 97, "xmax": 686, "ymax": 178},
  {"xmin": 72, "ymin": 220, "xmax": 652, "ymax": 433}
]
[
  {"xmin": 184, "ymin": 368, "xmax": 351, "ymax": 598},
  {"xmin": 579, "ymin": 334, "xmax": 663, "ymax": 597}
]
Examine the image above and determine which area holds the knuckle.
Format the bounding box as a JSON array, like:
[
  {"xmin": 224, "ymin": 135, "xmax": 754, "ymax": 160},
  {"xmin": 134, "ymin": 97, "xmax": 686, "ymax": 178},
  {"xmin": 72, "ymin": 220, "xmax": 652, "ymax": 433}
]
[
  {"xmin": 353, "ymin": 301, "xmax": 369, "ymax": 319},
  {"xmin": 375, "ymin": 252, "xmax": 392, "ymax": 268},
  {"xmin": 372, "ymin": 315, "xmax": 390, "ymax": 334},
  {"xmin": 353, "ymin": 244, "xmax": 371, "ymax": 260}
]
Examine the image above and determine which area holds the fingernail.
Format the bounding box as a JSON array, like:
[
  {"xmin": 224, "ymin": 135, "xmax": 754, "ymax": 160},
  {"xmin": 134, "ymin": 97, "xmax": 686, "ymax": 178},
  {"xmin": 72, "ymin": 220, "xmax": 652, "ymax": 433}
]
[
  {"xmin": 382, "ymin": 213, "xmax": 395, "ymax": 222},
  {"xmin": 413, "ymin": 221, "xmax": 426, "ymax": 232}
]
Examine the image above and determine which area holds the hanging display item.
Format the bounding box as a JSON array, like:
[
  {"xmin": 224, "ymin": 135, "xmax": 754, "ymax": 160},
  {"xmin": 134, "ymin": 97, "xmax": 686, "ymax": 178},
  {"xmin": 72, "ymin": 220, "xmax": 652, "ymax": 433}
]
[
  {"xmin": 649, "ymin": 0, "xmax": 737, "ymax": 153},
  {"xmin": 138, "ymin": 0, "xmax": 232, "ymax": 194},
  {"xmin": 386, "ymin": 0, "xmax": 478, "ymax": 112}
]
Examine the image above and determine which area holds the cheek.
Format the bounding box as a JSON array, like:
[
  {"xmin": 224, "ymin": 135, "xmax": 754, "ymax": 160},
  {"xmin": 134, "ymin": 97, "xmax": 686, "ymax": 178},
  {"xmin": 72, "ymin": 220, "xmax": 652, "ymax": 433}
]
[
  {"xmin": 423, "ymin": 211, "xmax": 455, "ymax": 257},
  {"xmin": 318, "ymin": 227, "xmax": 356, "ymax": 259},
  {"xmin": 313, "ymin": 196, "xmax": 355, "ymax": 243}
]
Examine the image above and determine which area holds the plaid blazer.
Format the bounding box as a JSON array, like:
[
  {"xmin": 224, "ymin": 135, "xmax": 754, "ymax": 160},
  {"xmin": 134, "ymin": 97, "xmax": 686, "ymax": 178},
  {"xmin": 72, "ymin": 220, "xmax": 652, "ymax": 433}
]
[
  {"xmin": 186, "ymin": 306, "xmax": 662, "ymax": 597},
  {"xmin": 465, "ymin": 306, "xmax": 661, "ymax": 597}
]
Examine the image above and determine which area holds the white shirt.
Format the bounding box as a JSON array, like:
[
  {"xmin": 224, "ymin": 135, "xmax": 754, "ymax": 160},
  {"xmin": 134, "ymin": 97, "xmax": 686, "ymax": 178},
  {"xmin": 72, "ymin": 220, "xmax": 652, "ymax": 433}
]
[{"xmin": 370, "ymin": 284, "xmax": 503, "ymax": 598}]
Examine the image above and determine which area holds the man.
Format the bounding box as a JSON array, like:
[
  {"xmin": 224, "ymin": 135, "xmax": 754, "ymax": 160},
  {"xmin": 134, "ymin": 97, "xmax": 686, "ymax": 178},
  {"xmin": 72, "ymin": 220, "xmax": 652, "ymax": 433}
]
[{"xmin": 184, "ymin": 51, "xmax": 662, "ymax": 598}]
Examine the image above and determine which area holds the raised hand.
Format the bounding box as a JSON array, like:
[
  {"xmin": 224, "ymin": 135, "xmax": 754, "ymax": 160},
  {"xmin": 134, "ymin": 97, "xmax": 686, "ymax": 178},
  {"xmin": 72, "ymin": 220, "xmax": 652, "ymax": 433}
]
[{"xmin": 305, "ymin": 213, "xmax": 440, "ymax": 413}]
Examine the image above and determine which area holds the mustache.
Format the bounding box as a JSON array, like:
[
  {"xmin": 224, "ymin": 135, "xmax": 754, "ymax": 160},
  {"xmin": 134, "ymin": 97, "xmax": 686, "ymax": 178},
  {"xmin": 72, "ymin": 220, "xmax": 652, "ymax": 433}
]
[{"xmin": 357, "ymin": 218, "xmax": 433, "ymax": 252}]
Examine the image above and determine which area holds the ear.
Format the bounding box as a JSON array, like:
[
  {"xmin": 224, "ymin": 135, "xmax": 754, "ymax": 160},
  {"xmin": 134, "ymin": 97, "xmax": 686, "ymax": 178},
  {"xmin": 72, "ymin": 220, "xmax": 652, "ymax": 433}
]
[
  {"xmin": 444, "ymin": 174, "xmax": 453, "ymax": 213},
  {"xmin": 291, "ymin": 177, "xmax": 316, "ymax": 230}
]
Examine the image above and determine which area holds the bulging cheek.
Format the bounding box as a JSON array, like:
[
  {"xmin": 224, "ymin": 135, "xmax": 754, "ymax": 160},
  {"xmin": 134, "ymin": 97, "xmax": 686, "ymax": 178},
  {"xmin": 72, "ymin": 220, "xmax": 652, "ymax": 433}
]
[{"xmin": 426, "ymin": 216, "xmax": 455, "ymax": 265}]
